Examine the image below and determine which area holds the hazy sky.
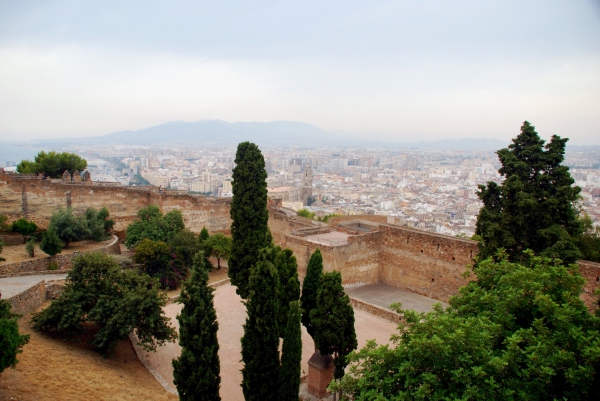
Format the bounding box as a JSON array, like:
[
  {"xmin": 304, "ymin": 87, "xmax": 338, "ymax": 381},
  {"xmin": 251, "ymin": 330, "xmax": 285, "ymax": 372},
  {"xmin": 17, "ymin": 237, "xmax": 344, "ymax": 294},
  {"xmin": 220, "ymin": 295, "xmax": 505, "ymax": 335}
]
[{"xmin": 1, "ymin": 0, "xmax": 599, "ymax": 144}]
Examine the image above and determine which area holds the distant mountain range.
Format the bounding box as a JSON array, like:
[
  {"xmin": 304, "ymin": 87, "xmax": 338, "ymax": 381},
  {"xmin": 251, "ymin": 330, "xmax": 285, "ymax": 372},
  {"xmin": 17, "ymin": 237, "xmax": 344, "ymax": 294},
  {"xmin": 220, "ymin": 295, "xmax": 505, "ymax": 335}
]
[
  {"xmin": 69, "ymin": 120, "xmax": 510, "ymax": 150},
  {"xmin": 3, "ymin": 120, "xmax": 599, "ymax": 152}
]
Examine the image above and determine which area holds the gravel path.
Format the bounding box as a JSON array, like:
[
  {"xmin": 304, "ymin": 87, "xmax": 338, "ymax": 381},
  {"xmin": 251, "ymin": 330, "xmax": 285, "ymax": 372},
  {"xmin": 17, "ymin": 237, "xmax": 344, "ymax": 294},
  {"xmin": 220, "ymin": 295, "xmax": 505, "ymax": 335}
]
[{"xmin": 0, "ymin": 274, "xmax": 68, "ymax": 299}]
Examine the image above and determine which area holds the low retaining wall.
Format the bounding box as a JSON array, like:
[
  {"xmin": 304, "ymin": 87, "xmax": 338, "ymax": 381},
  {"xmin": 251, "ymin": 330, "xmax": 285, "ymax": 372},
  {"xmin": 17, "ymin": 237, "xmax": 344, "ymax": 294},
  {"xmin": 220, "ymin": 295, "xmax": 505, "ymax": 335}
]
[
  {"xmin": 6, "ymin": 281, "xmax": 46, "ymax": 315},
  {"xmin": 349, "ymin": 297, "xmax": 404, "ymax": 324},
  {"xmin": 0, "ymin": 235, "xmax": 121, "ymax": 278}
]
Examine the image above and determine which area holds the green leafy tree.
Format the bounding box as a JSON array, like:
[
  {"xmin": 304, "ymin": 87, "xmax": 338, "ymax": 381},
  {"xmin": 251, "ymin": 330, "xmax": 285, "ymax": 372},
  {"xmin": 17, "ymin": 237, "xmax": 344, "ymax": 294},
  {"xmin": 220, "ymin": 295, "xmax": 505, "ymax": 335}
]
[
  {"xmin": 32, "ymin": 252, "xmax": 176, "ymax": 355},
  {"xmin": 300, "ymin": 249, "xmax": 324, "ymax": 341},
  {"xmin": 277, "ymin": 300, "xmax": 302, "ymax": 401},
  {"xmin": 134, "ymin": 238, "xmax": 183, "ymax": 290},
  {"xmin": 48, "ymin": 208, "xmax": 90, "ymax": 249},
  {"xmin": 229, "ymin": 141, "xmax": 273, "ymax": 299},
  {"xmin": 11, "ymin": 218, "xmax": 38, "ymax": 243},
  {"xmin": 311, "ymin": 271, "xmax": 357, "ymax": 385},
  {"xmin": 25, "ymin": 238, "xmax": 35, "ymax": 257},
  {"xmin": 475, "ymin": 121, "xmax": 582, "ymax": 264},
  {"xmin": 172, "ymin": 252, "xmax": 221, "ymax": 401},
  {"xmin": 168, "ymin": 229, "xmax": 201, "ymax": 271},
  {"xmin": 204, "ymin": 233, "xmax": 232, "ymax": 270},
  {"xmin": 335, "ymin": 251, "xmax": 600, "ymax": 400},
  {"xmin": 0, "ymin": 299, "xmax": 30, "ymax": 374},
  {"xmin": 241, "ymin": 259, "xmax": 280, "ymax": 401},
  {"xmin": 125, "ymin": 204, "xmax": 185, "ymax": 249},
  {"xmin": 276, "ymin": 249, "xmax": 300, "ymax": 337},
  {"xmin": 85, "ymin": 207, "xmax": 114, "ymax": 242},
  {"xmin": 40, "ymin": 229, "xmax": 63, "ymax": 258},
  {"xmin": 17, "ymin": 150, "xmax": 87, "ymax": 178}
]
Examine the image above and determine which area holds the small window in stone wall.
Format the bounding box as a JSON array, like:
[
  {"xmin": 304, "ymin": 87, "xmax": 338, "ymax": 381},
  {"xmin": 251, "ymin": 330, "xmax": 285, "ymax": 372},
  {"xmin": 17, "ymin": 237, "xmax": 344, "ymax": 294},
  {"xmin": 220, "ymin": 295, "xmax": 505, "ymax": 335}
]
[
  {"xmin": 420, "ymin": 249, "xmax": 423, "ymax": 253},
  {"xmin": 451, "ymin": 256, "xmax": 456, "ymax": 261},
  {"xmin": 437, "ymin": 244, "xmax": 440, "ymax": 252}
]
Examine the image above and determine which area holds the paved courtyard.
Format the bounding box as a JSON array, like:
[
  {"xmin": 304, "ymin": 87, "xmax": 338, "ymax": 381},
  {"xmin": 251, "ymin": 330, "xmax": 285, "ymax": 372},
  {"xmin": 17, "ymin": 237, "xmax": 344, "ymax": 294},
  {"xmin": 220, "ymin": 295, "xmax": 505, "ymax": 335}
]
[
  {"xmin": 144, "ymin": 283, "xmax": 398, "ymax": 401},
  {"xmin": 346, "ymin": 282, "xmax": 447, "ymax": 313}
]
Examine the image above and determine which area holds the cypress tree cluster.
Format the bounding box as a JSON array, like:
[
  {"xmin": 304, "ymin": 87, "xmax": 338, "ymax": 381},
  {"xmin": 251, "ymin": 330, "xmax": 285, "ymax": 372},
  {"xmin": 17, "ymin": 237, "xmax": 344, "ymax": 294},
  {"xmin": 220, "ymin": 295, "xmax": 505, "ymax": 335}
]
[
  {"xmin": 172, "ymin": 252, "xmax": 221, "ymax": 401},
  {"xmin": 300, "ymin": 249, "xmax": 324, "ymax": 340},
  {"xmin": 277, "ymin": 300, "xmax": 303, "ymax": 401},
  {"xmin": 241, "ymin": 259, "xmax": 281, "ymax": 401},
  {"xmin": 228, "ymin": 141, "xmax": 272, "ymax": 299}
]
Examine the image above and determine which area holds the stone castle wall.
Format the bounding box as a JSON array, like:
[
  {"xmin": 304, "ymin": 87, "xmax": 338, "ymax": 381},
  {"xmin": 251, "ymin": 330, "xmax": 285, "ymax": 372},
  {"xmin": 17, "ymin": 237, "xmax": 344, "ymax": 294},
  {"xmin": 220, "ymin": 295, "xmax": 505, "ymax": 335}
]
[
  {"xmin": 0, "ymin": 173, "xmax": 232, "ymax": 235},
  {"xmin": 3, "ymin": 173, "xmax": 600, "ymax": 306}
]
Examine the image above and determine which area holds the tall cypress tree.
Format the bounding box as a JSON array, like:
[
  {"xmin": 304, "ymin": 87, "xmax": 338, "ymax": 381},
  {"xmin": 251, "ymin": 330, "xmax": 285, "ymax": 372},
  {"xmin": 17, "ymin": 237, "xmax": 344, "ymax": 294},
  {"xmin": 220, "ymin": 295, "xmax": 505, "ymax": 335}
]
[
  {"xmin": 277, "ymin": 300, "xmax": 303, "ymax": 401},
  {"xmin": 310, "ymin": 271, "xmax": 357, "ymax": 382},
  {"xmin": 172, "ymin": 252, "xmax": 221, "ymax": 401},
  {"xmin": 276, "ymin": 249, "xmax": 300, "ymax": 337},
  {"xmin": 241, "ymin": 259, "xmax": 280, "ymax": 401},
  {"xmin": 300, "ymin": 249, "xmax": 323, "ymax": 340},
  {"xmin": 476, "ymin": 121, "xmax": 582, "ymax": 264},
  {"xmin": 228, "ymin": 141, "xmax": 272, "ymax": 299}
]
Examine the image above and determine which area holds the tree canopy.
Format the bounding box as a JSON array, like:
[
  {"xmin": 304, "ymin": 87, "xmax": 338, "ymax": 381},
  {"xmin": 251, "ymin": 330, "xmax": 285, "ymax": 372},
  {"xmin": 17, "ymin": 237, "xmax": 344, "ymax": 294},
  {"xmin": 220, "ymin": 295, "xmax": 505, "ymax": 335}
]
[
  {"xmin": 32, "ymin": 252, "xmax": 176, "ymax": 355},
  {"xmin": 11, "ymin": 218, "xmax": 38, "ymax": 243},
  {"xmin": 229, "ymin": 141, "xmax": 272, "ymax": 299},
  {"xmin": 335, "ymin": 251, "xmax": 600, "ymax": 400},
  {"xmin": 40, "ymin": 229, "xmax": 63, "ymax": 257},
  {"xmin": 204, "ymin": 233, "xmax": 232, "ymax": 270},
  {"xmin": 125, "ymin": 204, "xmax": 185, "ymax": 249},
  {"xmin": 134, "ymin": 238, "xmax": 185, "ymax": 290},
  {"xmin": 277, "ymin": 300, "xmax": 302, "ymax": 401},
  {"xmin": 17, "ymin": 150, "xmax": 87, "ymax": 178},
  {"xmin": 475, "ymin": 121, "xmax": 582, "ymax": 264}
]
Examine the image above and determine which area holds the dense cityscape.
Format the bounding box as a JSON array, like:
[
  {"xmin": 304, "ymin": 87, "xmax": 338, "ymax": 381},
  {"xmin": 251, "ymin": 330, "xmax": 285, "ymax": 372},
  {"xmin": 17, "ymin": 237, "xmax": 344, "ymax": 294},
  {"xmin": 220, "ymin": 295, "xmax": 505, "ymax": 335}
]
[{"xmin": 30, "ymin": 144, "xmax": 599, "ymax": 238}]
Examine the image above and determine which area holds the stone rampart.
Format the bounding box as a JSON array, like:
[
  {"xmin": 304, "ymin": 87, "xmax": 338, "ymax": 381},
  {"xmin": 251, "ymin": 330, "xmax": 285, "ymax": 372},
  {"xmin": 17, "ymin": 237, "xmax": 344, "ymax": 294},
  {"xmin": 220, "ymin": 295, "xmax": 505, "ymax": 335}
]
[
  {"xmin": 377, "ymin": 224, "xmax": 478, "ymax": 302},
  {"xmin": 0, "ymin": 173, "xmax": 232, "ymax": 235},
  {"xmin": 6, "ymin": 281, "xmax": 46, "ymax": 315},
  {"xmin": 0, "ymin": 235, "xmax": 121, "ymax": 277}
]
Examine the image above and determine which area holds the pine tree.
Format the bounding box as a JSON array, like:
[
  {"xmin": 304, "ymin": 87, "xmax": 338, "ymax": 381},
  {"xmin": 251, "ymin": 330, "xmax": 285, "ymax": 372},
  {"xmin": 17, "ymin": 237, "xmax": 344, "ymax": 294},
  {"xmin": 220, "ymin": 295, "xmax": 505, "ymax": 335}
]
[
  {"xmin": 40, "ymin": 229, "xmax": 63, "ymax": 257},
  {"xmin": 476, "ymin": 121, "xmax": 582, "ymax": 264},
  {"xmin": 241, "ymin": 259, "xmax": 280, "ymax": 401},
  {"xmin": 276, "ymin": 249, "xmax": 300, "ymax": 337},
  {"xmin": 310, "ymin": 271, "xmax": 357, "ymax": 381},
  {"xmin": 172, "ymin": 252, "xmax": 221, "ymax": 401},
  {"xmin": 228, "ymin": 142, "xmax": 272, "ymax": 299},
  {"xmin": 300, "ymin": 249, "xmax": 323, "ymax": 340},
  {"xmin": 277, "ymin": 300, "xmax": 302, "ymax": 401}
]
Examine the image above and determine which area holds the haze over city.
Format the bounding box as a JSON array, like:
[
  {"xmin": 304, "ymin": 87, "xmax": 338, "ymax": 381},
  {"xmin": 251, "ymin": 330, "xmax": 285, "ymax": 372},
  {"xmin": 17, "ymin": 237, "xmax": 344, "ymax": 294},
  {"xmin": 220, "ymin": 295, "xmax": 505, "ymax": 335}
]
[{"xmin": 1, "ymin": 0, "xmax": 599, "ymax": 144}]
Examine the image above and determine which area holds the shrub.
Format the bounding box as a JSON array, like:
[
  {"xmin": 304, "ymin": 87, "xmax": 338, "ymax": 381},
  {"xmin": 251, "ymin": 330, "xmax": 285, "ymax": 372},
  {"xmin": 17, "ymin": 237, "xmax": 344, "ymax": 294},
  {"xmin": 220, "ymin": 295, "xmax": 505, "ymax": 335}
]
[
  {"xmin": 48, "ymin": 261, "xmax": 59, "ymax": 270},
  {"xmin": 85, "ymin": 207, "xmax": 115, "ymax": 242},
  {"xmin": 25, "ymin": 238, "xmax": 35, "ymax": 257},
  {"xmin": 0, "ymin": 299, "xmax": 30, "ymax": 374},
  {"xmin": 109, "ymin": 254, "xmax": 134, "ymax": 268}
]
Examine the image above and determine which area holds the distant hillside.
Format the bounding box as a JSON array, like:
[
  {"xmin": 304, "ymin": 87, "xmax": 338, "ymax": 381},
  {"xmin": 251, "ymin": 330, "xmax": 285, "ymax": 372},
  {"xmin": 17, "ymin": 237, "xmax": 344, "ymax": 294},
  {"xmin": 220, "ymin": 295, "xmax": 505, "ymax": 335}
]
[{"xmin": 98, "ymin": 120, "xmax": 342, "ymax": 146}]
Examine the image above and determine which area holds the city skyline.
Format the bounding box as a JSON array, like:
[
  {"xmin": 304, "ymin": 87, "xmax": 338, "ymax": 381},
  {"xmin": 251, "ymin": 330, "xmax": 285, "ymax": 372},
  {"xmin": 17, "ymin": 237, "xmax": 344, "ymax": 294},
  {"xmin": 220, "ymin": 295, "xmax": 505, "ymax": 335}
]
[{"xmin": 1, "ymin": 1, "xmax": 599, "ymax": 144}]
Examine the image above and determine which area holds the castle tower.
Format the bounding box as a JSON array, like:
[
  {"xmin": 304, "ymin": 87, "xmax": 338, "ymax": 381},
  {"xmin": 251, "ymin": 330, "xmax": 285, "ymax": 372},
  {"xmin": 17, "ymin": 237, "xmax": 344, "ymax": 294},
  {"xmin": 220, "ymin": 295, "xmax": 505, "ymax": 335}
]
[{"xmin": 302, "ymin": 166, "xmax": 313, "ymax": 205}]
